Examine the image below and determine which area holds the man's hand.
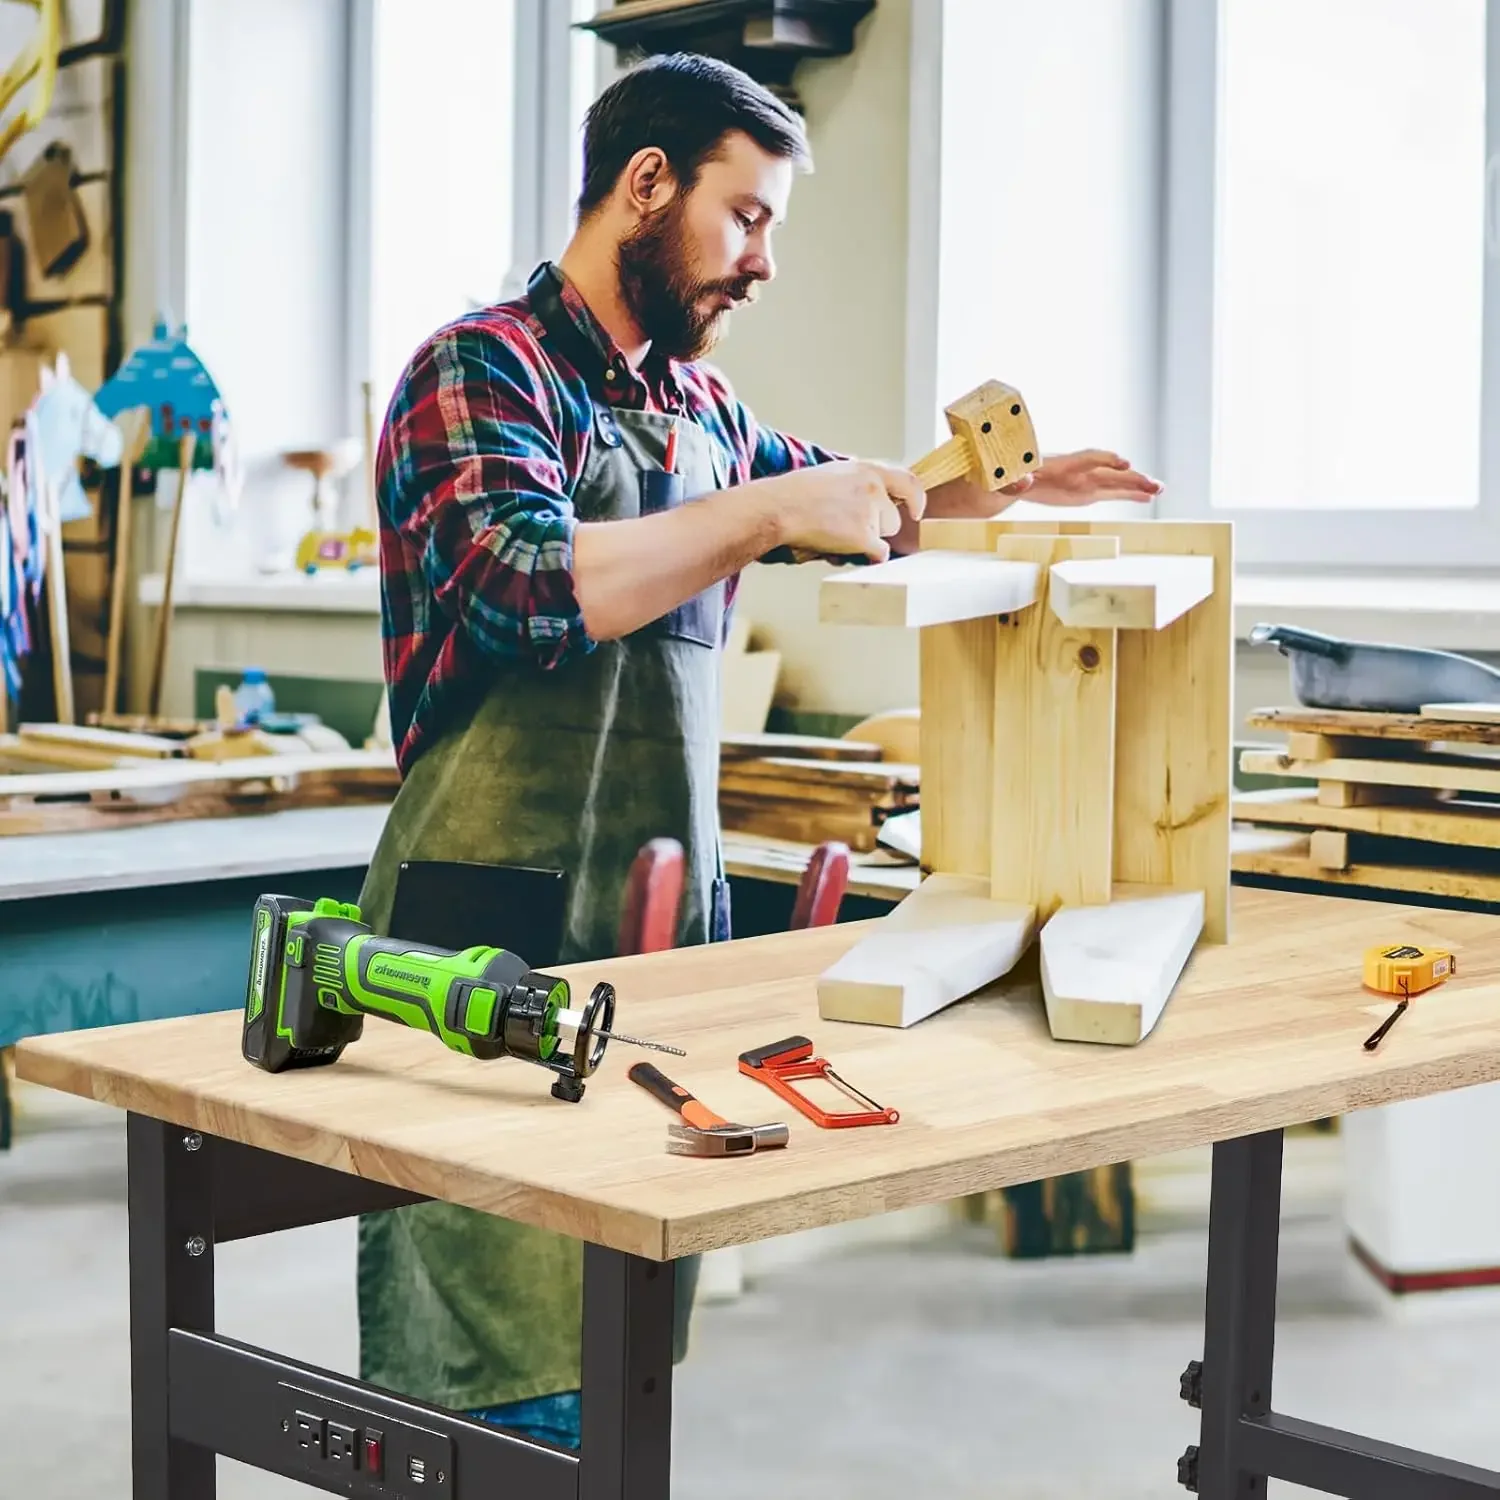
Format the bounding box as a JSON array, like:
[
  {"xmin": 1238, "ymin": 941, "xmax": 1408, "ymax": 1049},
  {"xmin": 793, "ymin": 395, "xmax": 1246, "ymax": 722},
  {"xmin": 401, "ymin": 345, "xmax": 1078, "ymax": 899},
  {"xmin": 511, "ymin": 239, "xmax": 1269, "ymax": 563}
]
[
  {"xmin": 1011, "ymin": 449, "xmax": 1162, "ymax": 507},
  {"xmin": 890, "ymin": 448, "xmax": 1161, "ymax": 550},
  {"xmin": 762, "ymin": 459, "xmax": 926, "ymax": 563}
]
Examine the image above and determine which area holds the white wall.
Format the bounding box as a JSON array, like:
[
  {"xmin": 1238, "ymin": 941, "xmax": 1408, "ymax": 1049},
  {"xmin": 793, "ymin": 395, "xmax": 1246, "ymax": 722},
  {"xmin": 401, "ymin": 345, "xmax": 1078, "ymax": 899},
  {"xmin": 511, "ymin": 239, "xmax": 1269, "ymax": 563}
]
[{"xmin": 712, "ymin": 0, "xmax": 923, "ymax": 718}]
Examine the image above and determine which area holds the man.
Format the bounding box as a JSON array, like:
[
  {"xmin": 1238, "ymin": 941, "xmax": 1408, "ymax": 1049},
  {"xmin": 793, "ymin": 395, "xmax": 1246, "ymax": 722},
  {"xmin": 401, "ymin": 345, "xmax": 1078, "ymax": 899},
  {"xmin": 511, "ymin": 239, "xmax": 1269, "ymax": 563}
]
[{"xmin": 357, "ymin": 52, "xmax": 1160, "ymax": 1449}]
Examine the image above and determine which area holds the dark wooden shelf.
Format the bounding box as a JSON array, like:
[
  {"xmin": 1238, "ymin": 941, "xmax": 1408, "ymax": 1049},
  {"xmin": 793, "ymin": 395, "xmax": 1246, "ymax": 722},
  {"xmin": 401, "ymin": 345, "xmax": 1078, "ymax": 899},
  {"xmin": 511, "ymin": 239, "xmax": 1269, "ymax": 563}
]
[{"xmin": 577, "ymin": 0, "xmax": 878, "ymax": 109}]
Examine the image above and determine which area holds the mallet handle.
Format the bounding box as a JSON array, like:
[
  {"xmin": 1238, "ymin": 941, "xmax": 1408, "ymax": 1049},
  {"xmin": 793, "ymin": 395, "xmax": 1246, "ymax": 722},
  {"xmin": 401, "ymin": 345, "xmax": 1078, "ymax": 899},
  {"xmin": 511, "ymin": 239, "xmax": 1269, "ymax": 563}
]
[{"xmin": 909, "ymin": 433, "xmax": 971, "ymax": 489}]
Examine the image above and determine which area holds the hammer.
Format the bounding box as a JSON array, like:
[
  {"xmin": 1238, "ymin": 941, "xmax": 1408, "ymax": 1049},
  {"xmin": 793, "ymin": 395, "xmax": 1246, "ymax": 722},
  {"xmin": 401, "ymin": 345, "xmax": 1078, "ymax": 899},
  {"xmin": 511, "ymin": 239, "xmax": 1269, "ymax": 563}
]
[
  {"xmin": 627, "ymin": 1062, "xmax": 789, "ymax": 1157},
  {"xmin": 909, "ymin": 379, "xmax": 1042, "ymax": 494}
]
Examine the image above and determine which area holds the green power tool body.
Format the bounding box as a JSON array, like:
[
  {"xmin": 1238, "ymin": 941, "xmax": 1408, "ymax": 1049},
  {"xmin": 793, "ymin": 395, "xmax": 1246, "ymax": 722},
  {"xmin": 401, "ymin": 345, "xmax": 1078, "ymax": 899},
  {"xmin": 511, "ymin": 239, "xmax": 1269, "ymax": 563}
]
[{"xmin": 242, "ymin": 894, "xmax": 623, "ymax": 1100}]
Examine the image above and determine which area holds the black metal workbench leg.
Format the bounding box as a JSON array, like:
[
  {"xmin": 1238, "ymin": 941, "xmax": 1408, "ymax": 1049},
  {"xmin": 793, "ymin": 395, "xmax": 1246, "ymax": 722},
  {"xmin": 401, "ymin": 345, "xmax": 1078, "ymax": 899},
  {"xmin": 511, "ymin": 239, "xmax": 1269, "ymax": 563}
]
[
  {"xmin": 1180, "ymin": 1129, "xmax": 1284, "ymax": 1496},
  {"xmin": 580, "ymin": 1244, "xmax": 676, "ymax": 1500},
  {"xmin": 128, "ymin": 1113, "xmax": 216, "ymax": 1499}
]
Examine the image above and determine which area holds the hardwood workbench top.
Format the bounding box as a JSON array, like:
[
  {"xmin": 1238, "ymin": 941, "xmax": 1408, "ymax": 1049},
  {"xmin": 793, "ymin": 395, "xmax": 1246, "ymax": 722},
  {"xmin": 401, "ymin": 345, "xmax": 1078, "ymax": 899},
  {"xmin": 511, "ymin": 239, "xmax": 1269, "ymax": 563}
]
[{"xmin": 16, "ymin": 887, "xmax": 1500, "ymax": 1260}]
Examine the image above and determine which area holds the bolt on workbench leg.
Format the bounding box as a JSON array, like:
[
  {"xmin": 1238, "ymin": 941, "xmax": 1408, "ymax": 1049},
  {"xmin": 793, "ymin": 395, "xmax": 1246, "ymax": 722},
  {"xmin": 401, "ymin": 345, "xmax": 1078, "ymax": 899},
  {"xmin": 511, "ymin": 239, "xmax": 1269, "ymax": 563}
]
[
  {"xmin": 128, "ymin": 1114, "xmax": 216, "ymax": 1499},
  {"xmin": 1180, "ymin": 1130, "xmax": 1284, "ymax": 1496},
  {"xmin": 580, "ymin": 1244, "xmax": 677, "ymax": 1500}
]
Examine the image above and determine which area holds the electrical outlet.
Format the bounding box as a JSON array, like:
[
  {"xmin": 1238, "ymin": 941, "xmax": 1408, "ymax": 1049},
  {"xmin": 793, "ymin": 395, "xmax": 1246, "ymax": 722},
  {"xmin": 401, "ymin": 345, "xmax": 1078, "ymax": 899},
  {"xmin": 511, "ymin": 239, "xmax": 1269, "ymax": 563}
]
[
  {"xmin": 294, "ymin": 1411, "xmax": 325, "ymax": 1459},
  {"xmin": 326, "ymin": 1421, "xmax": 358, "ymax": 1471},
  {"xmin": 277, "ymin": 1383, "xmax": 453, "ymax": 1497}
]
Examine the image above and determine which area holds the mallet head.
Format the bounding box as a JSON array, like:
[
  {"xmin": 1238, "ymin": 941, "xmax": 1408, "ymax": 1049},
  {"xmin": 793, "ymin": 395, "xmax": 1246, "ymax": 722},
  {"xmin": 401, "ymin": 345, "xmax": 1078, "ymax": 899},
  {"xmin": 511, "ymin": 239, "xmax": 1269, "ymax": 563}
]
[{"xmin": 911, "ymin": 379, "xmax": 1042, "ymax": 493}]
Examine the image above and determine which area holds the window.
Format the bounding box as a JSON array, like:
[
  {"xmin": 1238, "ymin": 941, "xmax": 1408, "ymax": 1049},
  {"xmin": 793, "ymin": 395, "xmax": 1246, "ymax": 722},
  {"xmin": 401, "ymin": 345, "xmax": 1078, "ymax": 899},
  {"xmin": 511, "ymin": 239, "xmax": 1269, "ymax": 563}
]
[
  {"xmin": 365, "ymin": 1, "xmax": 518, "ymax": 418},
  {"xmin": 927, "ymin": 0, "xmax": 1165, "ymax": 523},
  {"xmin": 360, "ymin": 0, "xmax": 601, "ymax": 421},
  {"xmin": 1160, "ymin": 0, "xmax": 1500, "ymax": 569}
]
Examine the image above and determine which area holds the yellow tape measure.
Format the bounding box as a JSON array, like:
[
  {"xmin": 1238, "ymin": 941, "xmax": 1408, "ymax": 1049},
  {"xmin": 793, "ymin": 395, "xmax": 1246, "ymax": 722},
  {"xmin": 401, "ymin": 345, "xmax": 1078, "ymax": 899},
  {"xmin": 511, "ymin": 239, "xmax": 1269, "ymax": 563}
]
[{"xmin": 1363, "ymin": 943, "xmax": 1456, "ymax": 999}]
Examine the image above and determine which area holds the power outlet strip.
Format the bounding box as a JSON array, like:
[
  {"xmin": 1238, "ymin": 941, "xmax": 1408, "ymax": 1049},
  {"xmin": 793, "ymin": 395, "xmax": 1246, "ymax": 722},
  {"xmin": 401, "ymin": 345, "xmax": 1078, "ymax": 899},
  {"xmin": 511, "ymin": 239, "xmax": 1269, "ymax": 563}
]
[{"xmin": 279, "ymin": 1382, "xmax": 454, "ymax": 1496}]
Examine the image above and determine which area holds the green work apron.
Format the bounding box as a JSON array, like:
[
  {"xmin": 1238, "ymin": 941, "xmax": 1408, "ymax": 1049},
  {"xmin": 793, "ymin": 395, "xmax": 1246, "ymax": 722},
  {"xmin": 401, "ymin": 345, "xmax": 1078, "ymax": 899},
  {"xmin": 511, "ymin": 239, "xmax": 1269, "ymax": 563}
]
[{"xmin": 354, "ymin": 268, "xmax": 727, "ymax": 1413}]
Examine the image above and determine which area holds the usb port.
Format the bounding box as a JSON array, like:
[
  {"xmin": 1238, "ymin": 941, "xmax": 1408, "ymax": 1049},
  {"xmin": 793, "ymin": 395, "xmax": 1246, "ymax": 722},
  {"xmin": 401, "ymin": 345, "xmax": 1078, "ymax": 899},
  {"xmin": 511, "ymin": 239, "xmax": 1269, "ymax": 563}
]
[{"xmin": 408, "ymin": 1455, "xmax": 427, "ymax": 1484}]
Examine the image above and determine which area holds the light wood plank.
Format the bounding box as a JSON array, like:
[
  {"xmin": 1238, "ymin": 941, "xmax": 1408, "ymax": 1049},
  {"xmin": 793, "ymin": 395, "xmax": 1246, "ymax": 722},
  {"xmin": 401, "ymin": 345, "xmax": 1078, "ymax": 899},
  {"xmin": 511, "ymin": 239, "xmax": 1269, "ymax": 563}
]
[
  {"xmin": 816, "ymin": 873, "xmax": 1035, "ymax": 1028},
  {"xmin": 999, "ymin": 520, "xmax": 1234, "ymax": 945},
  {"xmin": 920, "ymin": 616, "xmax": 996, "ymax": 879},
  {"xmin": 1309, "ymin": 829, "xmax": 1351, "ymax": 871},
  {"xmin": 1040, "ymin": 886, "xmax": 1205, "ymax": 1046},
  {"xmin": 1049, "ymin": 554, "xmax": 1214, "ymax": 630},
  {"xmin": 819, "ymin": 551, "xmax": 1040, "ymax": 628},
  {"xmin": 1240, "ymin": 748, "xmax": 1500, "ymax": 798},
  {"xmin": 1232, "ymin": 788, "xmax": 1500, "ymax": 848},
  {"xmin": 990, "ymin": 535, "xmax": 1119, "ymax": 917},
  {"xmin": 18, "ymin": 722, "xmax": 184, "ymax": 758},
  {"xmin": 1232, "ymin": 836, "xmax": 1500, "ymax": 905},
  {"xmin": 719, "ymin": 733, "xmax": 884, "ymax": 763},
  {"xmin": 18, "ymin": 886, "xmax": 1500, "ymax": 1260},
  {"xmin": 1422, "ymin": 702, "xmax": 1500, "ymax": 726},
  {"xmin": 0, "ymin": 747, "xmax": 397, "ymax": 801}
]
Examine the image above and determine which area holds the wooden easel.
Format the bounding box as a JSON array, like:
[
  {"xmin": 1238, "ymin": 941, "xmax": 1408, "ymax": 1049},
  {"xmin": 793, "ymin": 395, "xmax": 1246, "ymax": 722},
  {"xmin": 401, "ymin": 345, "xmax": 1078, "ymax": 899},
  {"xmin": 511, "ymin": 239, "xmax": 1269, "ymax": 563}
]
[
  {"xmin": 145, "ymin": 432, "xmax": 196, "ymax": 719},
  {"xmin": 101, "ymin": 406, "xmax": 151, "ymax": 717},
  {"xmin": 815, "ymin": 385, "xmax": 1234, "ymax": 1046}
]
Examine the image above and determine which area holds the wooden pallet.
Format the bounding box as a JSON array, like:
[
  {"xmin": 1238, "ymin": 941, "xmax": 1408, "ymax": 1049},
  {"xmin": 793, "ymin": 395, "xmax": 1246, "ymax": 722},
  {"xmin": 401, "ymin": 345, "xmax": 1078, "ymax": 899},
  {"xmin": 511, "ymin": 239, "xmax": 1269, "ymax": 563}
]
[{"xmin": 1233, "ymin": 707, "xmax": 1500, "ymax": 900}]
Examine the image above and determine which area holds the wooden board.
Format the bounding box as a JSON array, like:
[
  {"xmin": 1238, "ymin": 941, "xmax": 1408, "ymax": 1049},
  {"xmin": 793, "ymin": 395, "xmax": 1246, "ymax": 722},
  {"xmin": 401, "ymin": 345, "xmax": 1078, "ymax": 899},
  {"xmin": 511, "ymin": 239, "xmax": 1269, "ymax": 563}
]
[
  {"xmin": 819, "ymin": 551, "xmax": 1040, "ymax": 628},
  {"xmin": 926, "ymin": 518, "xmax": 1233, "ymax": 942},
  {"xmin": 816, "ymin": 873, "xmax": 1035, "ymax": 1028},
  {"xmin": 0, "ymin": 746, "xmax": 396, "ymax": 800},
  {"xmin": 1039, "ymin": 886, "xmax": 1205, "ymax": 1045},
  {"xmin": 719, "ymin": 734, "xmax": 883, "ymax": 763},
  {"xmin": 18, "ymin": 721, "xmax": 182, "ymax": 757},
  {"xmin": 1233, "ymin": 832, "xmax": 1500, "ymax": 905},
  {"xmin": 920, "ymin": 616, "xmax": 995, "ymax": 878},
  {"xmin": 1240, "ymin": 747, "xmax": 1500, "ymax": 799},
  {"xmin": 1246, "ymin": 707, "xmax": 1500, "ymax": 746},
  {"xmin": 1233, "ymin": 788, "xmax": 1500, "ymax": 850},
  {"xmin": 1048, "ymin": 554, "xmax": 1214, "ymax": 631},
  {"xmin": 18, "ymin": 886, "xmax": 1500, "ymax": 1261},
  {"xmin": 717, "ymin": 755, "xmax": 917, "ymax": 794},
  {"xmin": 990, "ymin": 534, "xmax": 1119, "ymax": 916},
  {"xmin": 718, "ymin": 793, "xmax": 886, "ymax": 853},
  {"xmin": 1424, "ymin": 703, "xmax": 1500, "ymax": 726}
]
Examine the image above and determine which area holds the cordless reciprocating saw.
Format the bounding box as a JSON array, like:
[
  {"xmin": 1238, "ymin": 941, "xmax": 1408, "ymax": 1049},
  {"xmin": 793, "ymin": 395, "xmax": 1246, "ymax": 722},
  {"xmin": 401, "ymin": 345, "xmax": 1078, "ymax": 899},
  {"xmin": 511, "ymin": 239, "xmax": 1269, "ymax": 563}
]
[{"xmin": 241, "ymin": 895, "xmax": 679, "ymax": 1101}]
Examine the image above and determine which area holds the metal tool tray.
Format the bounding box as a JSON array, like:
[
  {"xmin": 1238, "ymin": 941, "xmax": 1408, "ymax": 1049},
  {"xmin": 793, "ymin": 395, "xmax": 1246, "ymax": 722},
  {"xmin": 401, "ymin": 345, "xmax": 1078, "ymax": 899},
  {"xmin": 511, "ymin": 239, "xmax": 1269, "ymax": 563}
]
[{"xmin": 1248, "ymin": 623, "xmax": 1500, "ymax": 714}]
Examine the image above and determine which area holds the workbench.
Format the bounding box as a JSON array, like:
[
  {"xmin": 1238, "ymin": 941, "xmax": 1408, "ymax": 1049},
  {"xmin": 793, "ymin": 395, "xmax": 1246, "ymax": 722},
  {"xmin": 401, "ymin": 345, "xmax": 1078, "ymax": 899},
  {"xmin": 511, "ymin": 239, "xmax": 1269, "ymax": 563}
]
[{"xmin": 17, "ymin": 884, "xmax": 1500, "ymax": 1498}]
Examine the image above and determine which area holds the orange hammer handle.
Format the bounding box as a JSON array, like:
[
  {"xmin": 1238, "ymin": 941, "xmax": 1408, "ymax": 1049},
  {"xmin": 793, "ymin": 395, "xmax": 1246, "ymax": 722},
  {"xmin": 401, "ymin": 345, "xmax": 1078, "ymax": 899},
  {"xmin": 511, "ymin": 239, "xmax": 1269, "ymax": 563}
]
[{"xmin": 628, "ymin": 1062, "xmax": 731, "ymax": 1131}]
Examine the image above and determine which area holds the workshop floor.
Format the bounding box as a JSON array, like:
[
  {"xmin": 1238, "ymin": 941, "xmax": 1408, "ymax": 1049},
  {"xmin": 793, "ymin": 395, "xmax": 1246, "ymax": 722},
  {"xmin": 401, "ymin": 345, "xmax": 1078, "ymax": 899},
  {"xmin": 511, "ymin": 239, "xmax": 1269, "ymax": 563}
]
[{"xmin": 5, "ymin": 1080, "xmax": 1500, "ymax": 1499}]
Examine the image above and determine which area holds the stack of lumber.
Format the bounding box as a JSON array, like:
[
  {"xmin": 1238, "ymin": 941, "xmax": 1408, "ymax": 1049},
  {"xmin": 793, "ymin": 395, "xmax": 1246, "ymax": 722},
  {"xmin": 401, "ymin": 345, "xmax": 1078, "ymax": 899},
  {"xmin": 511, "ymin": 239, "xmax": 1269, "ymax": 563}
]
[
  {"xmin": 1232, "ymin": 705, "xmax": 1500, "ymax": 902},
  {"xmin": 718, "ymin": 731, "xmax": 918, "ymax": 853},
  {"xmin": 0, "ymin": 722, "xmax": 398, "ymax": 836}
]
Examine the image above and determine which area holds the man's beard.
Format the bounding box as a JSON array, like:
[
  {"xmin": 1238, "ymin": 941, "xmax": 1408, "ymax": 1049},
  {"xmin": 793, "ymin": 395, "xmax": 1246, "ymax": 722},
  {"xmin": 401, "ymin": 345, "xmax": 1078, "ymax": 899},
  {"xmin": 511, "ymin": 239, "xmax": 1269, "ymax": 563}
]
[{"xmin": 616, "ymin": 198, "xmax": 755, "ymax": 362}]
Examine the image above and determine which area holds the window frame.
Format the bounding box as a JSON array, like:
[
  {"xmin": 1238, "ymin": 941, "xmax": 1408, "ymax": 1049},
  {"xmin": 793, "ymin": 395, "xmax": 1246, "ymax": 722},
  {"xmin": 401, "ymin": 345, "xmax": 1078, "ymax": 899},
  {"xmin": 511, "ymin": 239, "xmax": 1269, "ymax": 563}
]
[{"xmin": 1157, "ymin": 0, "xmax": 1500, "ymax": 572}]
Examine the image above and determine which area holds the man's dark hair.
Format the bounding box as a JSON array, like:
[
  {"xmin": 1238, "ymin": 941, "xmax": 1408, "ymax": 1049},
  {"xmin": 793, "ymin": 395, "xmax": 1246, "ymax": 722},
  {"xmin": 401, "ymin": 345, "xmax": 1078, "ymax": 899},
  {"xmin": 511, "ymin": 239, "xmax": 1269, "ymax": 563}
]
[{"xmin": 576, "ymin": 53, "xmax": 812, "ymax": 218}]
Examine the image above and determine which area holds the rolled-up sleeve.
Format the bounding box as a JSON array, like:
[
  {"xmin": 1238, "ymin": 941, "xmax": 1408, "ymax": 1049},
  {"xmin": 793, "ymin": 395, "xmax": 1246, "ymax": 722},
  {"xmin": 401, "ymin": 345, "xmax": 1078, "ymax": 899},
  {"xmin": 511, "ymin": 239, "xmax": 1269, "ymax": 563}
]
[{"xmin": 383, "ymin": 322, "xmax": 592, "ymax": 669}]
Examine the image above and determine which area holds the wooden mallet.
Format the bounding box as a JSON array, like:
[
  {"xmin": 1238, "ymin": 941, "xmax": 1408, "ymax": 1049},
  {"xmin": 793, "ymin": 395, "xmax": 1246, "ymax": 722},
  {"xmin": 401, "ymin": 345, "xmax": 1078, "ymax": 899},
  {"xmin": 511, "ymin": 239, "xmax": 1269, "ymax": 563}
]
[{"xmin": 909, "ymin": 379, "xmax": 1042, "ymax": 493}]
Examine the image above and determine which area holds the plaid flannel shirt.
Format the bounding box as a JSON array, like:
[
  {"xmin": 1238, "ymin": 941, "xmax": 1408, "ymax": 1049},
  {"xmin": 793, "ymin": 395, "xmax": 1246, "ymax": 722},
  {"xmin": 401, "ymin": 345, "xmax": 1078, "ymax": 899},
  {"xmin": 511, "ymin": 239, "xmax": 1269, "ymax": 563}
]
[{"xmin": 375, "ymin": 265, "xmax": 840, "ymax": 775}]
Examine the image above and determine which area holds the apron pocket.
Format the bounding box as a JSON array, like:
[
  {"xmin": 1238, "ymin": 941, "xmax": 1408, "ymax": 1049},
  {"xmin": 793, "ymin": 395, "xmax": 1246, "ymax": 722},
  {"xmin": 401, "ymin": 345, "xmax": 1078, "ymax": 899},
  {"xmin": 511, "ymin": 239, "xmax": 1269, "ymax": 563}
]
[{"xmin": 638, "ymin": 471, "xmax": 723, "ymax": 649}]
